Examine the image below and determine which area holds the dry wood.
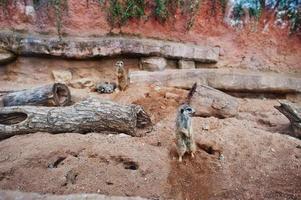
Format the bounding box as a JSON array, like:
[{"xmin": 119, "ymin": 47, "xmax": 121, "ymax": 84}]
[
  {"xmin": 0, "ymin": 98, "xmax": 151, "ymax": 139},
  {"xmin": 274, "ymin": 101, "xmax": 301, "ymax": 139},
  {"xmin": 1, "ymin": 83, "xmax": 71, "ymax": 107}
]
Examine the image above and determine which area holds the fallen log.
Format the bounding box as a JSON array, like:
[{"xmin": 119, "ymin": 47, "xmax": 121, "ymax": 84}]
[
  {"xmin": 130, "ymin": 69, "xmax": 301, "ymax": 94},
  {"xmin": 1, "ymin": 83, "xmax": 71, "ymax": 107},
  {"xmin": 0, "ymin": 98, "xmax": 151, "ymax": 139},
  {"xmin": 190, "ymin": 84, "xmax": 239, "ymax": 118},
  {"xmin": 274, "ymin": 101, "xmax": 301, "ymax": 139}
]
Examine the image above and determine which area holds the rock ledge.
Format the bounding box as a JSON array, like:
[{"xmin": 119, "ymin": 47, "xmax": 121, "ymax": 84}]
[{"xmin": 0, "ymin": 31, "xmax": 219, "ymax": 63}]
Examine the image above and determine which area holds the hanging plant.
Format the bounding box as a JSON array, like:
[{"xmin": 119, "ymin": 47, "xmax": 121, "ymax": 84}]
[
  {"xmin": 108, "ymin": 0, "xmax": 145, "ymax": 27},
  {"xmin": 32, "ymin": 0, "xmax": 68, "ymax": 38}
]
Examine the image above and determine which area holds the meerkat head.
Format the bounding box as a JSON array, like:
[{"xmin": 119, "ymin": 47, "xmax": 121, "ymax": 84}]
[
  {"xmin": 179, "ymin": 104, "xmax": 195, "ymax": 117},
  {"xmin": 115, "ymin": 60, "xmax": 124, "ymax": 69}
]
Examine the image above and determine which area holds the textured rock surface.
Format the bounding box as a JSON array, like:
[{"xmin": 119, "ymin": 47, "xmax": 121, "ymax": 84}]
[
  {"xmin": 178, "ymin": 60, "xmax": 195, "ymax": 69},
  {"xmin": 140, "ymin": 57, "xmax": 167, "ymax": 71},
  {"xmin": 274, "ymin": 101, "xmax": 301, "ymax": 139},
  {"xmin": 0, "ymin": 1, "xmax": 300, "ymax": 74},
  {"xmin": 0, "ymin": 48, "xmax": 16, "ymax": 65},
  {"xmin": 190, "ymin": 85, "xmax": 239, "ymax": 118},
  {"xmin": 0, "ymin": 190, "xmax": 147, "ymax": 200},
  {"xmin": 52, "ymin": 69, "xmax": 72, "ymax": 83},
  {"xmin": 69, "ymin": 78, "xmax": 95, "ymax": 89},
  {"xmin": 131, "ymin": 69, "xmax": 301, "ymax": 93},
  {"xmin": 0, "ymin": 31, "xmax": 219, "ymax": 62}
]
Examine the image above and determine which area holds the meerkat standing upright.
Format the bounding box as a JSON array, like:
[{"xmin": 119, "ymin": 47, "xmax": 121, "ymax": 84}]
[
  {"xmin": 115, "ymin": 60, "xmax": 130, "ymax": 91},
  {"xmin": 175, "ymin": 83, "xmax": 197, "ymax": 162}
]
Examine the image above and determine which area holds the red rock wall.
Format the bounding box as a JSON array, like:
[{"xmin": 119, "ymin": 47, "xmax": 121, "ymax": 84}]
[
  {"xmin": 0, "ymin": 0, "xmax": 300, "ymax": 73},
  {"xmin": 0, "ymin": 0, "xmax": 231, "ymax": 42}
]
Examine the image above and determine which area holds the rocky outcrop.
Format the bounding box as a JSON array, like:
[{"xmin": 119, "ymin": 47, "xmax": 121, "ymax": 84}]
[
  {"xmin": 0, "ymin": 31, "xmax": 219, "ymax": 62},
  {"xmin": 0, "ymin": 190, "xmax": 147, "ymax": 200},
  {"xmin": 178, "ymin": 60, "xmax": 195, "ymax": 69},
  {"xmin": 69, "ymin": 78, "xmax": 95, "ymax": 89},
  {"xmin": 52, "ymin": 69, "xmax": 73, "ymax": 83},
  {"xmin": 191, "ymin": 85, "xmax": 239, "ymax": 118},
  {"xmin": 140, "ymin": 57, "xmax": 167, "ymax": 71},
  {"xmin": 130, "ymin": 69, "xmax": 301, "ymax": 94},
  {"xmin": 0, "ymin": 48, "xmax": 16, "ymax": 65},
  {"xmin": 274, "ymin": 101, "xmax": 301, "ymax": 139}
]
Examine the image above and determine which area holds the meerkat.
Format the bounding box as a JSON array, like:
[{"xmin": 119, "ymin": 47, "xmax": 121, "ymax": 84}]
[
  {"xmin": 175, "ymin": 83, "xmax": 197, "ymax": 162},
  {"xmin": 115, "ymin": 60, "xmax": 130, "ymax": 91}
]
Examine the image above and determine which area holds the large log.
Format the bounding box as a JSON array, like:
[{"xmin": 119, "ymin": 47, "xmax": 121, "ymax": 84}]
[
  {"xmin": 190, "ymin": 84, "xmax": 239, "ymax": 118},
  {"xmin": 274, "ymin": 101, "xmax": 301, "ymax": 139},
  {"xmin": 0, "ymin": 98, "xmax": 151, "ymax": 139},
  {"xmin": 130, "ymin": 69, "xmax": 301, "ymax": 94},
  {"xmin": 1, "ymin": 83, "xmax": 71, "ymax": 107}
]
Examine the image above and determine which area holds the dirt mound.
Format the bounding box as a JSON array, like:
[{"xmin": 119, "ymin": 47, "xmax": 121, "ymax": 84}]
[
  {"xmin": 0, "ymin": 133, "xmax": 169, "ymax": 198},
  {"xmin": 133, "ymin": 87, "xmax": 187, "ymax": 123},
  {"xmin": 0, "ymin": 82, "xmax": 300, "ymax": 199}
]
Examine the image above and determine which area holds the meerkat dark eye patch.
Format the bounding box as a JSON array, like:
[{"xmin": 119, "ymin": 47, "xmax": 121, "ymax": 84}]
[
  {"xmin": 181, "ymin": 108, "xmax": 184, "ymax": 113},
  {"xmin": 186, "ymin": 108, "xmax": 192, "ymax": 112}
]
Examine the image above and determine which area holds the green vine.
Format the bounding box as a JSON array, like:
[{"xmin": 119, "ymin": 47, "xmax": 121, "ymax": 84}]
[
  {"xmin": 186, "ymin": 0, "xmax": 201, "ymax": 30},
  {"xmin": 108, "ymin": 0, "xmax": 145, "ymax": 27},
  {"xmin": 232, "ymin": 1, "xmax": 262, "ymax": 21},
  {"xmin": 50, "ymin": 0, "xmax": 68, "ymax": 38},
  {"xmin": 153, "ymin": 0, "xmax": 201, "ymax": 29},
  {"xmin": 1, "ymin": 0, "xmax": 299, "ymax": 35},
  {"xmin": 0, "ymin": 0, "xmax": 9, "ymax": 7},
  {"xmin": 154, "ymin": 0, "xmax": 169, "ymax": 22},
  {"xmin": 32, "ymin": 0, "xmax": 68, "ymax": 38},
  {"xmin": 278, "ymin": 0, "xmax": 301, "ymax": 33},
  {"xmin": 288, "ymin": 8, "xmax": 301, "ymax": 33},
  {"xmin": 33, "ymin": 0, "xmax": 68, "ymax": 38},
  {"xmin": 219, "ymin": 0, "xmax": 227, "ymax": 14},
  {"xmin": 0, "ymin": 0, "xmax": 17, "ymax": 14}
]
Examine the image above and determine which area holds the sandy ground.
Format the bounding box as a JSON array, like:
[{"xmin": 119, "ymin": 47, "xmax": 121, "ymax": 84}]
[
  {"xmin": 0, "ymin": 0, "xmax": 300, "ymax": 198},
  {"xmin": 0, "ymin": 59, "xmax": 300, "ymax": 199}
]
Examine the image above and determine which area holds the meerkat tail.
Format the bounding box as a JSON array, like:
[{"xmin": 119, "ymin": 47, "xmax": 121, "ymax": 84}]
[{"xmin": 186, "ymin": 82, "xmax": 197, "ymax": 104}]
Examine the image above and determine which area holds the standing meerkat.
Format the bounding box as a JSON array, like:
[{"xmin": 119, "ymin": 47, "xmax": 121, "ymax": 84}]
[
  {"xmin": 175, "ymin": 83, "xmax": 197, "ymax": 162},
  {"xmin": 115, "ymin": 60, "xmax": 130, "ymax": 91}
]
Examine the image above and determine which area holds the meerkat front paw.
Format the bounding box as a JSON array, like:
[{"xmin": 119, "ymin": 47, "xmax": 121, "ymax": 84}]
[{"xmin": 178, "ymin": 156, "xmax": 183, "ymax": 162}]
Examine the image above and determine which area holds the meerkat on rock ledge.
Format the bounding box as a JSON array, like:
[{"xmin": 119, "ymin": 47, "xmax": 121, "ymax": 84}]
[{"xmin": 115, "ymin": 60, "xmax": 130, "ymax": 91}]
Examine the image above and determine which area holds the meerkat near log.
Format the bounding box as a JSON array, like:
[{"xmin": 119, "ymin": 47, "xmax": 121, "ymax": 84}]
[
  {"xmin": 176, "ymin": 104, "xmax": 196, "ymax": 162},
  {"xmin": 115, "ymin": 60, "xmax": 130, "ymax": 91},
  {"xmin": 175, "ymin": 83, "xmax": 197, "ymax": 162}
]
